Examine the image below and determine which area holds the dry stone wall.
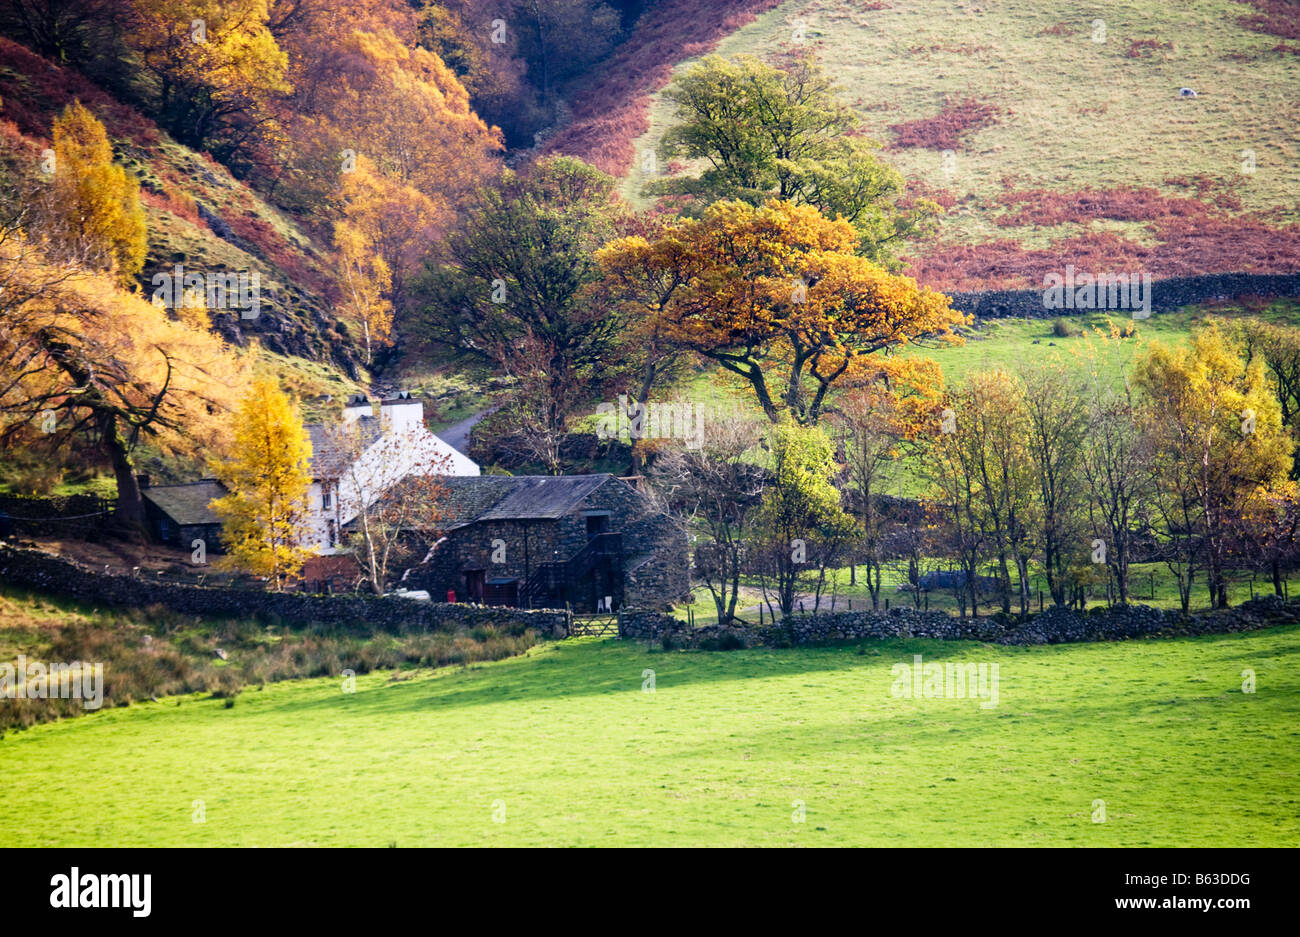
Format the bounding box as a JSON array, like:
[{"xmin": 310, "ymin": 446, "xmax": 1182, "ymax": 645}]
[{"xmin": 0, "ymin": 545, "xmax": 570, "ymax": 636}]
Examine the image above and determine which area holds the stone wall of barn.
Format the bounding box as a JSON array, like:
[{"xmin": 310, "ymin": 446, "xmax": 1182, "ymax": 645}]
[{"xmin": 406, "ymin": 478, "xmax": 688, "ymax": 609}]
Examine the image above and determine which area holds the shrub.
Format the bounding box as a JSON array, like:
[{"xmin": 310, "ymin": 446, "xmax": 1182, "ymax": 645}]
[
  {"xmin": 889, "ymin": 96, "xmax": 1001, "ymax": 151},
  {"xmin": 699, "ymin": 631, "xmax": 747, "ymax": 651},
  {"xmin": 1125, "ymin": 39, "xmax": 1174, "ymax": 58}
]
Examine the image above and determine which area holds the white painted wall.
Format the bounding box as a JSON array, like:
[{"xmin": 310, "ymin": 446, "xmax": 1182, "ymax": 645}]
[{"xmin": 306, "ymin": 398, "xmax": 478, "ymax": 555}]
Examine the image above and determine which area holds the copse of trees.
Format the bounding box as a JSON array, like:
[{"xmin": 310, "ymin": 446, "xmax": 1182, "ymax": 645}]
[
  {"xmin": 914, "ymin": 323, "xmax": 1297, "ymax": 615},
  {"xmin": 1135, "ymin": 324, "xmax": 1292, "ymax": 610},
  {"xmin": 652, "ymin": 320, "xmax": 1300, "ymax": 626}
]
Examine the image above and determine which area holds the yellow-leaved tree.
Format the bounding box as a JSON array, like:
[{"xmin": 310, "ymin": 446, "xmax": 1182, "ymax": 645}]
[
  {"xmin": 48, "ymin": 101, "xmax": 147, "ymax": 284},
  {"xmin": 1135, "ymin": 323, "xmax": 1294, "ymax": 610},
  {"xmin": 0, "ymin": 232, "xmax": 246, "ymax": 528},
  {"xmin": 334, "ymin": 158, "xmax": 399, "ymax": 363},
  {"xmin": 210, "ymin": 378, "xmax": 315, "ymax": 591},
  {"xmin": 129, "ymin": 0, "xmax": 289, "ymax": 153}
]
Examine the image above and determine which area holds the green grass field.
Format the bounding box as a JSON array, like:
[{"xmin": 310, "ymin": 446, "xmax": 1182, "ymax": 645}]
[
  {"xmin": 897, "ymin": 297, "xmax": 1300, "ymax": 384},
  {"xmin": 3, "ymin": 627, "xmax": 1297, "ymax": 846}
]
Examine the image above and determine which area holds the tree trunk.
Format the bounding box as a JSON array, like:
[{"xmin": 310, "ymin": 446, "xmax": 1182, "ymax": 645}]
[{"xmin": 104, "ymin": 414, "xmax": 146, "ymax": 532}]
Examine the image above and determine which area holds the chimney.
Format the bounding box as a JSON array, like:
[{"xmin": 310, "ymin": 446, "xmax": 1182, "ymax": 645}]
[
  {"xmin": 342, "ymin": 394, "xmax": 373, "ymax": 425},
  {"xmin": 136, "ymin": 473, "xmax": 151, "ymax": 490},
  {"xmin": 379, "ymin": 391, "xmax": 423, "ymax": 435}
]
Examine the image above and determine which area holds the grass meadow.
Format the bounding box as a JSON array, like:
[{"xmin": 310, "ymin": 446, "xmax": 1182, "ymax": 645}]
[{"xmin": 2, "ymin": 627, "xmax": 1297, "ymax": 846}]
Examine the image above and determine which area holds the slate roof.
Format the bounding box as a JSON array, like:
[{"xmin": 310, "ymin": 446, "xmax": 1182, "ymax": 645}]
[
  {"xmin": 142, "ymin": 480, "xmax": 227, "ymax": 526},
  {"xmin": 306, "ymin": 417, "xmax": 382, "ymax": 479},
  {"xmin": 437, "ymin": 474, "xmax": 616, "ymax": 529}
]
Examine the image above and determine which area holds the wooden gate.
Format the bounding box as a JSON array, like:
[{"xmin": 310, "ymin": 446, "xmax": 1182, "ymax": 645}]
[{"xmin": 568, "ymin": 615, "xmax": 618, "ymax": 637}]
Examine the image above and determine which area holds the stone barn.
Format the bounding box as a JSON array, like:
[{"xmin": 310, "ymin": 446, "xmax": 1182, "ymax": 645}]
[
  {"xmin": 403, "ymin": 474, "xmax": 687, "ymax": 612},
  {"xmin": 142, "ymin": 479, "xmax": 227, "ymax": 554}
]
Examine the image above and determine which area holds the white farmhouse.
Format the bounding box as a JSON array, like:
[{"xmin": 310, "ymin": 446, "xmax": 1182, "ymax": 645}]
[{"xmin": 304, "ymin": 393, "xmax": 479, "ymax": 555}]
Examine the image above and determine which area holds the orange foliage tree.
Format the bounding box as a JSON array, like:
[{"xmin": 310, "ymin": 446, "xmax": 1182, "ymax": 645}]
[
  {"xmin": 598, "ymin": 199, "xmax": 965, "ymax": 425},
  {"xmin": 272, "ymin": 9, "xmax": 501, "ymax": 222},
  {"xmin": 129, "ymin": 0, "xmax": 290, "ymax": 158},
  {"xmin": 46, "ymin": 101, "xmax": 147, "ymax": 285}
]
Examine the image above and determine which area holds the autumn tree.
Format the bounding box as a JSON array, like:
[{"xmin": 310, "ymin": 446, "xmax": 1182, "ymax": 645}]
[
  {"xmin": 831, "ymin": 357, "xmax": 943, "ymax": 608},
  {"xmin": 415, "ymin": 1, "xmax": 546, "ymax": 147},
  {"xmin": 210, "ymin": 378, "xmax": 315, "ymax": 590},
  {"xmin": 0, "ymin": 238, "xmax": 246, "ymax": 528},
  {"xmin": 589, "ymin": 212, "xmax": 694, "ymax": 418},
  {"xmin": 417, "ymin": 156, "xmax": 627, "ymax": 440},
  {"xmin": 652, "ymin": 54, "xmax": 938, "ymax": 263},
  {"xmin": 1238, "ymin": 480, "xmax": 1300, "ymax": 596},
  {"xmin": 753, "ymin": 419, "xmax": 855, "ymax": 617},
  {"xmin": 598, "ymin": 199, "xmax": 963, "ymax": 426},
  {"xmin": 129, "ymin": 0, "xmax": 290, "ymax": 161},
  {"xmin": 951, "ymin": 370, "xmax": 1039, "ymax": 615},
  {"xmin": 46, "ymin": 102, "xmax": 147, "ymax": 285},
  {"xmin": 272, "ymin": 14, "xmax": 500, "ymax": 217},
  {"xmin": 1135, "ymin": 324, "xmax": 1293, "ymax": 610},
  {"xmin": 1230, "ymin": 317, "xmax": 1300, "ymax": 478},
  {"xmin": 333, "ymin": 164, "xmax": 397, "ymax": 363}
]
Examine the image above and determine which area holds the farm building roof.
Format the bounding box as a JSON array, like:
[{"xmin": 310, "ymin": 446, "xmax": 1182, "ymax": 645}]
[
  {"xmin": 306, "ymin": 417, "xmax": 382, "ymax": 480},
  {"xmin": 142, "ymin": 480, "xmax": 228, "ymax": 526},
  {"xmin": 437, "ymin": 474, "xmax": 619, "ymax": 528}
]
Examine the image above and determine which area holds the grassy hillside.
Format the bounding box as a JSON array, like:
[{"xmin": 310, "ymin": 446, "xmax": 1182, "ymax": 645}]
[
  {"xmin": 1, "ymin": 626, "xmax": 1296, "ymax": 845},
  {"xmin": 0, "ymin": 38, "xmax": 366, "ymax": 388},
  {"xmin": 621, "ymin": 0, "xmax": 1300, "ymax": 290},
  {"xmin": 0, "ymin": 585, "xmax": 542, "ymax": 732}
]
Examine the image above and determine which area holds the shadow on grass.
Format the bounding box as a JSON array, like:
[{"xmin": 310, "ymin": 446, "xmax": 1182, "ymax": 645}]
[{"xmin": 251, "ymin": 625, "xmax": 1300, "ymax": 723}]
